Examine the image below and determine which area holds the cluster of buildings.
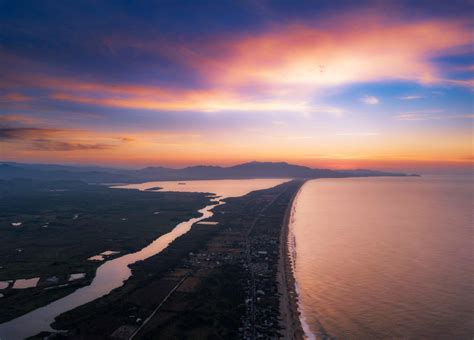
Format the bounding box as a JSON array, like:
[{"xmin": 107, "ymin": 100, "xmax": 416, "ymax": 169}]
[
  {"xmin": 183, "ymin": 193, "xmax": 289, "ymax": 339},
  {"xmin": 244, "ymin": 223, "xmax": 284, "ymax": 339}
]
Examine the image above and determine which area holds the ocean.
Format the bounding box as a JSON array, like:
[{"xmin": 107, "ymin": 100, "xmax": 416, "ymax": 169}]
[{"xmin": 290, "ymin": 175, "xmax": 473, "ymax": 339}]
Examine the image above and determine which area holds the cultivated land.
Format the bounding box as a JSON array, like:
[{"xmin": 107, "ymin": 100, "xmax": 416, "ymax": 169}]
[
  {"xmin": 0, "ymin": 179, "xmax": 210, "ymax": 323},
  {"xmin": 30, "ymin": 180, "xmax": 305, "ymax": 339}
]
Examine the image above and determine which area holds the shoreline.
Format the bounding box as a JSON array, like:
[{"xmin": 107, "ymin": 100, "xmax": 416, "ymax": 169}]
[{"xmin": 277, "ymin": 180, "xmax": 305, "ymax": 339}]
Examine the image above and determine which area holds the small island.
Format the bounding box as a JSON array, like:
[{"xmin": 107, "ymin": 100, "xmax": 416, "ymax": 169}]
[{"xmin": 144, "ymin": 187, "xmax": 162, "ymax": 191}]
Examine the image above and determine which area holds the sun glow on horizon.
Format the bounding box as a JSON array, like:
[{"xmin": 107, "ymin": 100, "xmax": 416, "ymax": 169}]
[{"xmin": 0, "ymin": 2, "xmax": 472, "ymax": 173}]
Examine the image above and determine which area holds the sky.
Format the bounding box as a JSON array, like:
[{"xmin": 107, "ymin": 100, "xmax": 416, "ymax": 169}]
[{"xmin": 0, "ymin": 0, "xmax": 473, "ymax": 173}]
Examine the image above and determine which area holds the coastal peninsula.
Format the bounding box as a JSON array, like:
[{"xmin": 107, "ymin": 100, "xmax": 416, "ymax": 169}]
[{"xmin": 35, "ymin": 180, "xmax": 304, "ymax": 339}]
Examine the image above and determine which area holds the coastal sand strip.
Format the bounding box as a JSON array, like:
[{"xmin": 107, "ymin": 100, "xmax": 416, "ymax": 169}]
[{"xmin": 277, "ymin": 180, "xmax": 305, "ymax": 340}]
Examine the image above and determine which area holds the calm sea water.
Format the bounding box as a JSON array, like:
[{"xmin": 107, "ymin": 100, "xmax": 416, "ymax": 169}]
[{"xmin": 290, "ymin": 176, "xmax": 473, "ymax": 339}]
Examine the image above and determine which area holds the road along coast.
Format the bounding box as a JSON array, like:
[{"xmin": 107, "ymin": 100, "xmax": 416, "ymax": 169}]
[{"xmin": 278, "ymin": 180, "xmax": 305, "ymax": 339}]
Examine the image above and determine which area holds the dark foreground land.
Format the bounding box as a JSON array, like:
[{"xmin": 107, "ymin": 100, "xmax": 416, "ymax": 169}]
[
  {"xmin": 0, "ymin": 179, "xmax": 210, "ymax": 323},
  {"xmin": 35, "ymin": 180, "xmax": 304, "ymax": 339}
]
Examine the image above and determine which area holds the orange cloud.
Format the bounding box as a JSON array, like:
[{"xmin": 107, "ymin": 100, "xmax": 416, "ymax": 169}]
[
  {"xmin": 30, "ymin": 140, "xmax": 115, "ymax": 151},
  {"xmin": 35, "ymin": 17, "xmax": 472, "ymax": 113},
  {"xmin": 2, "ymin": 15, "xmax": 471, "ymax": 115},
  {"xmin": 0, "ymin": 114, "xmax": 41, "ymax": 125},
  {"xmin": 1, "ymin": 123, "xmax": 471, "ymax": 171},
  {"xmin": 49, "ymin": 91, "xmax": 310, "ymax": 112},
  {"xmin": 0, "ymin": 93, "xmax": 31, "ymax": 102},
  {"xmin": 0, "ymin": 127, "xmax": 80, "ymax": 141},
  {"xmin": 2, "ymin": 73, "xmax": 310, "ymax": 113},
  {"xmin": 0, "ymin": 126, "xmax": 131, "ymax": 151},
  {"xmin": 198, "ymin": 17, "xmax": 472, "ymax": 89}
]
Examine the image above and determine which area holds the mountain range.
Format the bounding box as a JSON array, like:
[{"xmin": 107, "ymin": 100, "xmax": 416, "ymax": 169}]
[{"xmin": 0, "ymin": 161, "xmax": 417, "ymax": 183}]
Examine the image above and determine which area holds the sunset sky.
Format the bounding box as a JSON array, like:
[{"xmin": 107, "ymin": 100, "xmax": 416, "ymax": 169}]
[{"xmin": 0, "ymin": 1, "xmax": 472, "ymax": 173}]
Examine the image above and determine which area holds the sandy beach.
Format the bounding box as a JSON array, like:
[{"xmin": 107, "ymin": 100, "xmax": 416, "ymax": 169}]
[{"xmin": 277, "ymin": 181, "xmax": 305, "ymax": 339}]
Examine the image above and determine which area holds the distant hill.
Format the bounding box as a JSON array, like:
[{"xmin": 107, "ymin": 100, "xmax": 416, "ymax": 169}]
[
  {"xmin": 132, "ymin": 162, "xmax": 318, "ymax": 180},
  {"xmin": 0, "ymin": 161, "xmax": 416, "ymax": 183},
  {"xmin": 132, "ymin": 162, "xmax": 414, "ymax": 180}
]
